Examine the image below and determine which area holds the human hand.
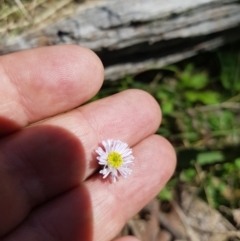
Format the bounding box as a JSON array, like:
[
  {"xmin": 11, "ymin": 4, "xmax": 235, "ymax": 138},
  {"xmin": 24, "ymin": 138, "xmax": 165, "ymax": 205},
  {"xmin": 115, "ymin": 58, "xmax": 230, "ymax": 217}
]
[{"xmin": 0, "ymin": 45, "xmax": 176, "ymax": 241}]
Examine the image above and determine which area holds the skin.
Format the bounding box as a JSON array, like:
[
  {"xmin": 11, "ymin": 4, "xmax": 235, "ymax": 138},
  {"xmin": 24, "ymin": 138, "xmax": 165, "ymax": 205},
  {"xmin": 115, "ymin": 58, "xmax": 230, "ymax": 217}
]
[{"xmin": 0, "ymin": 45, "xmax": 176, "ymax": 241}]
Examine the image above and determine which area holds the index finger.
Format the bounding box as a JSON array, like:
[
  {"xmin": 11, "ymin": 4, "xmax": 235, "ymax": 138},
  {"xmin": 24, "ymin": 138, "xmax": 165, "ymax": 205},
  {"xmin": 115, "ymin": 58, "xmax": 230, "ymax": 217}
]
[{"xmin": 0, "ymin": 45, "xmax": 104, "ymax": 132}]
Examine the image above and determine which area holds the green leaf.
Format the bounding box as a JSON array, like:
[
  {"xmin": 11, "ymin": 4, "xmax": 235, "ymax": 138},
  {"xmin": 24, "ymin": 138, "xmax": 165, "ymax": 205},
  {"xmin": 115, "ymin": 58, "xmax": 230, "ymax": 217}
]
[
  {"xmin": 184, "ymin": 91, "xmax": 220, "ymax": 104},
  {"xmin": 180, "ymin": 168, "xmax": 196, "ymax": 182},
  {"xmin": 158, "ymin": 186, "xmax": 173, "ymax": 201},
  {"xmin": 184, "ymin": 91, "xmax": 199, "ymax": 102},
  {"xmin": 162, "ymin": 101, "xmax": 174, "ymax": 115},
  {"xmin": 208, "ymin": 110, "xmax": 234, "ymax": 130},
  {"xmin": 157, "ymin": 127, "xmax": 170, "ymax": 136},
  {"xmin": 179, "ymin": 64, "xmax": 193, "ymax": 87},
  {"xmin": 156, "ymin": 91, "xmax": 169, "ymax": 100},
  {"xmin": 218, "ymin": 52, "xmax": 240, "ymax": 92},
  {"xmin": 198, "ymin": 91, "xmax": 220, "ymax": 104},
  {"xmin": 197, "ymin": 151, "xmax": 224, "ymax": 165},
  {"xmin": 183, "ymin": 72, "xmax": 209, "ymax": 90},
  {"xmin": 179, "ymin": 63, "xmax": 209, "ymax": 90},
  {"xmin": 235, "ymin": 158, "xmax": 240, "ymax": 169},
  {"xmin": 223, "ymin": 163, "xmax": 235, "ymax": 172}
]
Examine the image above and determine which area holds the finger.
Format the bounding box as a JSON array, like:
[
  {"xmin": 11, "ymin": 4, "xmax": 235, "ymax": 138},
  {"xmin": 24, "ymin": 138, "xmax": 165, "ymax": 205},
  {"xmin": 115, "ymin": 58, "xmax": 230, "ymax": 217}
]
[
  {"xmin": 0, "ymin": 125, "xmax": 85, "ymax": 236},
  {"xmin": 89, "ymin": 135, "xmax": 176, "ymax": 241},
  {"xmin": 1, "ymin": 135, "xmax": 176, "ymax": 241},
  {"xmin": 0, "ymin": 45, "xmax": 104, "ymax": 131},
  {"xmin": 0, "ymin": 90, "xmax": 161, "ymax": 236},
  {"xmin": 42, "ymin": 89, "xmax": 162, "ymax": 179}
]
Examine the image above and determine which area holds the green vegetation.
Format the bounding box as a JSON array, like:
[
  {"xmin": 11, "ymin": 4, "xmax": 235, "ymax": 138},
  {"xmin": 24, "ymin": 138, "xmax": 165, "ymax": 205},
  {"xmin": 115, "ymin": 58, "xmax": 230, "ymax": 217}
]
[
  {"xmin": 93, "ymin": 44, "xmax": 240, "ymax": 213},
  {"xmin": 0, "ymin": 0, "xmax": 76, "ymax": 42}
]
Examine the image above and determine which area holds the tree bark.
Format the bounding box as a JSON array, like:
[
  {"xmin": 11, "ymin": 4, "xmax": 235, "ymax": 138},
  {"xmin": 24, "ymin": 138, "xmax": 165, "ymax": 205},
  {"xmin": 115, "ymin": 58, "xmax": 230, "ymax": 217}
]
[{"xmin": 1, "ymin": 0, "xmax": 240, "ymax": 80}]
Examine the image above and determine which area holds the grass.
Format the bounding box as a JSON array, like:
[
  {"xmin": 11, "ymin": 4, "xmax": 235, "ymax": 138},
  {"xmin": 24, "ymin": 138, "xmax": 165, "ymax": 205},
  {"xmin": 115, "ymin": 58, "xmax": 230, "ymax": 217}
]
[{"xmin": 0, "ymin": 0, "xmax": 77, "ymax": 42}]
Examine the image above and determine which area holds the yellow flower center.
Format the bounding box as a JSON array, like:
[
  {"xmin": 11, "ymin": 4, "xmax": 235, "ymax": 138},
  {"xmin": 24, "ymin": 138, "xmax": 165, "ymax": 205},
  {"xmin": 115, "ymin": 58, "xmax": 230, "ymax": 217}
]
[{"xmin": 107, "ymin": 151, "xmax": 123, "ymax": 168}]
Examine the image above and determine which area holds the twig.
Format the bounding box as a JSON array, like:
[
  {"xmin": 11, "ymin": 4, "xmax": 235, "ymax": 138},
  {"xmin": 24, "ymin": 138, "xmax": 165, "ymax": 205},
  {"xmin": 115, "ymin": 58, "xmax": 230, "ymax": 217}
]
[
  {"xmin": 172, "ymin": 201, "xmax": 200, "ymax": 241},
  {"xmin": 127, "ymin": 219, "xmax": 143, "ymax": 240},
  {"xmin": 28, "ymin": 0, "xmax": 49, "ymax": 17},
  {"xmin": 189, "ymin": 225, "xmax": 239, "ymax": 237},
  {"xmin": 195, "ymin": 164, "xmax": 215, "ymax": 208},
  {"xmin": 158, "ymin": 212, "xmax": 184, "ymax": 239},
  {"xmin": 187, "ymin": 102, "xmax": 240, "ymax": 113},
  {"xmin": 226, "ymin": 93, "xmax": 240, "ymax": 102},
  {"xmin": 0, "ymin": 5, "xmax": 19, "ymax": 21},
  {"xmin": 14, "ymin": 0, "xmax": 32, "ymax": 21},
  {"xmin": 0, "ymin": 0, "xmax": 73, "ymax": 33},
  {"xmin": 30, "ymin": 0, "xmax": 38, "ymax": 17},
  {"xmin": 0, "ymin": 0, "xmax": 47, "ymax": 21},
  {"xmin": 170, "ymin": 128, "xmax": 240, "ymax": 140},
  {"xmin": 33, "ymin": 0, "xmax": 73, "ymax": 24}
]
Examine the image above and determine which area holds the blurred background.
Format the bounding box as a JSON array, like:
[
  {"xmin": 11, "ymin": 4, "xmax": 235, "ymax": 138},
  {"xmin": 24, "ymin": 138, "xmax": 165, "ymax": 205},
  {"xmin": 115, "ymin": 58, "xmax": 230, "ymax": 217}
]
[{"xmin": 1, "ymin": 0, "xmax": 240, "ymax": 240}]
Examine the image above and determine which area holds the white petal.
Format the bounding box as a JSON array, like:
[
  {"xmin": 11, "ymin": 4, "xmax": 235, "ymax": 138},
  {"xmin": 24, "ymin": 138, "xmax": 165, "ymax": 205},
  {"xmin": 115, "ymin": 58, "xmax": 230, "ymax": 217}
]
[
  {"xmin": 100, "ymin": 168, "xmax": 111, "ymax": 179},
  {"xmin": 96, "ymin": 147, "xmax": 105, "ymax": 155},
  {"xmin": 96, "ymin": 139, "xmax": 134, "ymax": 182}
]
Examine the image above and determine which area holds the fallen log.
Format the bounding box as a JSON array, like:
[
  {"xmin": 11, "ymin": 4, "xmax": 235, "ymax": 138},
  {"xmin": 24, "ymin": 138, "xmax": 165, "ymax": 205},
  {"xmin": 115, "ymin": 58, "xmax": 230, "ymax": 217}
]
[{"xmin": 1, "ymin": 0, "xmax": 240, "ymax": 80}]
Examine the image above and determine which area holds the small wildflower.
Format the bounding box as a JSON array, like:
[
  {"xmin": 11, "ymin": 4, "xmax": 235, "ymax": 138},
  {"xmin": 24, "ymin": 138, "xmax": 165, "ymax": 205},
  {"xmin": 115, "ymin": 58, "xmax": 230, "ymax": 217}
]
[{"xmin": 96, "ymin": 139, "xmax": 134, "ymax": 183}]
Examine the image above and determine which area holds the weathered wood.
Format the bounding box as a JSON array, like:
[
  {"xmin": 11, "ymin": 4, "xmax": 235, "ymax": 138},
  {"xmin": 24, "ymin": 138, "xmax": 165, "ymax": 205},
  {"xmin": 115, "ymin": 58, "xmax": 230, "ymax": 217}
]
[{"xmin": 1, "ymin": 0, "xmax": 240, "ymax": 80}]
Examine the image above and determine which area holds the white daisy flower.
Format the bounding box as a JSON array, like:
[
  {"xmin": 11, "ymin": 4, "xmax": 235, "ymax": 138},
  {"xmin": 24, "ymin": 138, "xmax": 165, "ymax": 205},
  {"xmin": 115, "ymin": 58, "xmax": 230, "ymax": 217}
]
[{"xmin": 96, "ymin": 139, "xmax": 134, "ymax": 183}]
